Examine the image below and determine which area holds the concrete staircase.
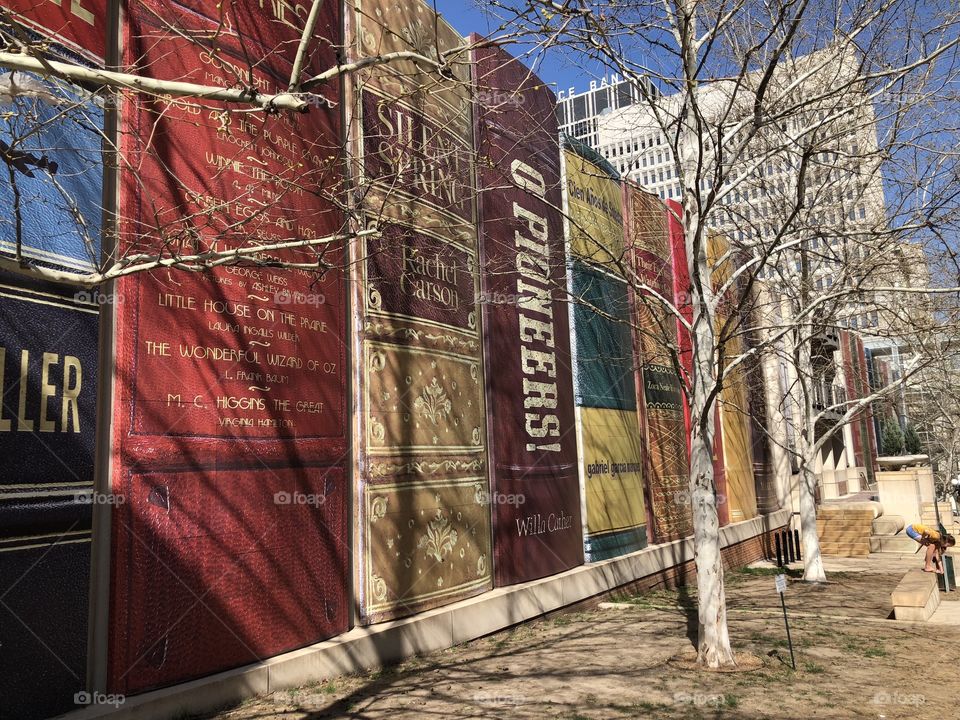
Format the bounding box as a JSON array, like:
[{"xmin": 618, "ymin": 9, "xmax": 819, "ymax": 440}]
[
  {"xmin": 920, "ymin": 502, "xmax": 960, "ymax": 536},
  {"xmin": 817, "ymin": 506, "xmax": 875, "ymax": 556}
]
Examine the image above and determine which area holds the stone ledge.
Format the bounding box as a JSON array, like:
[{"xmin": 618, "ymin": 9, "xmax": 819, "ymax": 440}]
[
  {"xmin": 892, "ymin": 568, "xmax": 940, "ymax": 621},
  {"xmin": 57, "ymin": 510, "xmax": 789, "ymax": 720}
]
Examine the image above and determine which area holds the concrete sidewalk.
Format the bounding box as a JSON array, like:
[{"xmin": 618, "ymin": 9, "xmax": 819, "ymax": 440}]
[{"xmin": 194, "ymin": 553, "xmax": 960, "ymax": 720}]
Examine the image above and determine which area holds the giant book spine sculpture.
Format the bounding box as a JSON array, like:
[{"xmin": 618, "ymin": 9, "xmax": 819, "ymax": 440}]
[
  {"xmin": 0, "ymin": 2, "xmax": 105, "ymax": 715},
  {"xmin": 471, "ymin": 39, "xmax": 583, "ymax": 586},
  {"xmin": 110, "ymin": 0, "xmax": 349, "ymax": 693},
  {"xmin": 563, "ymin": 141, "xmax": 648, "ymax": 561},
  {"xmin": 624, "ymin": 185, "xmax": 693, "ymax": 542},
  {"xmin": 347, "ymin": 0, "xmax": 493, "ymax": 622}
]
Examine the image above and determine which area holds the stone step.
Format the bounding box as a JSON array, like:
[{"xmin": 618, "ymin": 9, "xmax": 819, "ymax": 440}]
[
  {"xmin": 820, "ymin": 500, "xmax": 883, "ymax": 518},
  {"xmin": 872, "ymin": 515, "xmax": 904, "ymax": 535},
  {"xmin": 870, "ymin": 535, "xmax": 922, "ymax": 553},
  {"xmin": 818, "ymin": 508, "xmax": 877, "ymax": 520},
  {"xmin": 819, "ymin": 530, "xmax": 873, "ymax": 542},
  {"xmin": 816, "ymin": 522, "xmax": 873, "ymax": 534},
  {"xmin": 920, "ymin": 515, "xmax": 958, "ymax": 530},
  {"xmin": 820, "ymin": 540, "xmax": 871, "ymax": 557},
  {"xmin": 892, "ymin": 568, "xmax": 941, "ymax": 621}
]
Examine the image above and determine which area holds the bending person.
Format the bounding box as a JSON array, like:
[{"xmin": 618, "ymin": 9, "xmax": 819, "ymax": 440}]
[{"xmin": 905, "ymin": 523, "xmax": 955, "ymax": 574}]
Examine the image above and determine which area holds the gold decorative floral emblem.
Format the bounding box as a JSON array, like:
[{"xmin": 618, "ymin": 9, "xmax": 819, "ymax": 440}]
[
  {"xmin": 370, "ymin": 418, "xmax": 386, "ymax": 442},
  {"xmin": 472, "ymin": 427, "xmax": 481, "ymax": 445},
  {"xmin": 370, "ymin": 496, "xmax": 388, "ymax": 523},
  {"xmin": 413, "ymin": 377, "xmax": 452, "ymax": 425},
  {"xmin": 372, "ymin": 574, "xmax": 388, "ymax": 602},
  {"xmin": 400, "ymin": 19, "xmax": 440, "ymax": 62},
  {"xmin": 369, "ymin": 350, "xmax": 386, "ymax": 372},
  {"xmin": 368, "ymin": 285, "xmax": 382, "ymax": 310},
  {"xmin": 418, "ymin": 508, "xmax": 458, "ymax": 562},
  {"xmin": 477, "ymin": 554, "xmax": 487, "ymax": 577}
]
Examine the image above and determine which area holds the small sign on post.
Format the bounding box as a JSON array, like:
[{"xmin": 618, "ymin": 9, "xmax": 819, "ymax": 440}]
[{"xmin": 775, "ymin": 574, "xmax": 797, "ymax": 669}]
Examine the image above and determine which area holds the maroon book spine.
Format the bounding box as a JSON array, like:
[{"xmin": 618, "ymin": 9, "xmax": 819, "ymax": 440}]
[
  {"xmin": 109, "ymin": 0, "xmax": 349, "ymax": 693},
  {"xmin": 471, "ymin": 38, "xmax": 583, "ymax": 585}
]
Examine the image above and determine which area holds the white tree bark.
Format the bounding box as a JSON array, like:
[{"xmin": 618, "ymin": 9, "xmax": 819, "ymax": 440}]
[
  {"xmin": 676, "ymin": 0, "xmax": 736, "ymax": 667},
  {"xmin": 792, "ymin": 324, "xmax": 828, "ymax": 582}
]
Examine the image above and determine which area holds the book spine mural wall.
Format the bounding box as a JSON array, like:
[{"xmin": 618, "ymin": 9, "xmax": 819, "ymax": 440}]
[
  {"xmin": 623, "ymin": 184, "xmax": 693, "ymax": 543},
  {"xmin": 842, "ymin": 330, "xmax": 877, "ymax": 481},
  {"xmin": 670, "ymin": 216, "xmax": 744, "ymax": 526},
  {"xmin": 563, "ymin": 141, "xmax": 648, "ymax": 561},
  {"xmin": 348, "ymin": 0, "xmax": 493, "ymax": 623},
  {"xmin": 708, "ymin": 233, "xmax": 757, "ymax": 524},
  {"xmin": 717, "ymin": 332, "xmax": 759, "ymax": 523},
  {"xmin": 110, "ymin": 0, "xmax": 349, "ymax": 694},
  {"xmin": 743, "ymin": 299, "xmax": 780, "ymax": 514},
  {"xmin": 471, "ymin": 40, "xmax": 583, "ymax": 585},
  {"xmin": 0, "ymin": 2, "xmax": 104, "ymax": 716},
  {"xmin": 664, "ymin": 200, "xmax": 698, "ymax": 537}
]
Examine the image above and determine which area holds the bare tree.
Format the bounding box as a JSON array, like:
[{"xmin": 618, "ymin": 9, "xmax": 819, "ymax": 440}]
[{"xmin": 469, "ymin": 0, "xmax": 960, "ymax": 665}]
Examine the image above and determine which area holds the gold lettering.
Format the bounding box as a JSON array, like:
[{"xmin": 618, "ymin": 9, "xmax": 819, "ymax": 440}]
[
  {"xmin": 62, "ymin": 356, "xmax": 82, "ymax": 433},
  {"xmin": 519, "ymin": 315, "xmax": 555, "ymax": 348},
  {"xmin": 525, "ymin": 413, "xmax": 560, "ymax": 439},
  {"xmin": 522, "ymin": 379, "xmax": 558, "ymax": 409},
  {"xmin": 39, "ymin": 352, "xmax": 58, "ymax": 433},
  {"xmin": 513, "ymin": 204, "xmax": 549, "ymax": 246},
  {"xmin": 520, "ymin": 346, "xmax": 556, "ymax": 378},
  {"xmin": 17, "ymin": 349, "xmax": 32, "ymax": 432},
  {"xmin": 70, "ymin": 0, "xmax": 95, "ymax": 26},
  {"xmin": 511, "ymin": 160, "xmax": 546, "ymax": 197}
]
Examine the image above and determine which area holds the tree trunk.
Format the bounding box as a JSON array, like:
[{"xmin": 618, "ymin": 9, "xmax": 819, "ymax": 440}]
[
  {"xmin": 793, "ymin": 328, "xmax": 827, "ymax": 582},
  {"xmin": 686, "ymin": 212, "xmax": 735, "ymax": 667},
  {"xmin": 689, "ymin": 415, "xmax": 735, "ymax": 666},
  {"xmin": 798, "ymin": 461, "xmax": 826, "ymax": 581}
]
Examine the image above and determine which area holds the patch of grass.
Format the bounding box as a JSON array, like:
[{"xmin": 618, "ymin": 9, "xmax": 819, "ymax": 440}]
[
  {"xmin": 321, "ymin": 682, "xmax": 338, "ymax": 695},
  {"xmin": 734, "ymin": 566, "xmax": 802, "ymax": 578},
  {"xmin": 803, "ymin": 662, "xmax": 826, "ymax": 674},
  {"xmin": 369, "ymin": 665, "xmax": 397, "ymax": 681},
  {"xmin": 723, "ymin": 694, "xmax": 740, "ymax": 708},
  {"xmin": 839, "ymin": 637, "xmax": 887, "ymax": 658}
]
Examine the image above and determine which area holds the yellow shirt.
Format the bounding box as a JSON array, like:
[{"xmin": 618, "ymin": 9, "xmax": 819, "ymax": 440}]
[{"xmin": 913, "ymin": 524, "xmax": 942, "ymax": 543}]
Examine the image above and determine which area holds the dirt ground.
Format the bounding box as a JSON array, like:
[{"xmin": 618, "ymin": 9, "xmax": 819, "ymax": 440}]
[{"xmin": 201, "ymin": 556, "xmax": 960, "ymax": 720}]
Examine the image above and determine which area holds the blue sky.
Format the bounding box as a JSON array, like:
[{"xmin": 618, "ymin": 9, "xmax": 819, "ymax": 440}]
[{"xmin": 435, "ymin": 2, "xmax": 609, "ymax": 97}]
